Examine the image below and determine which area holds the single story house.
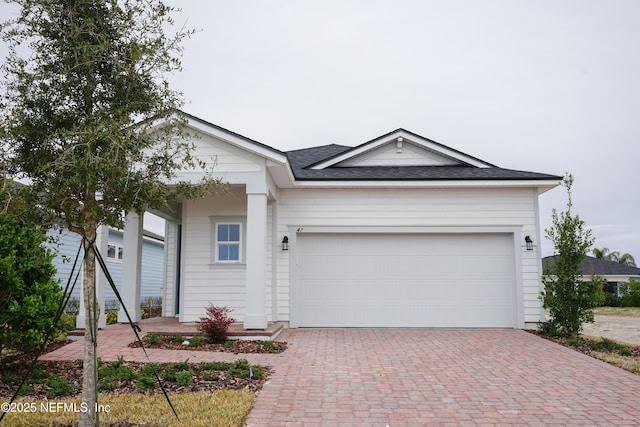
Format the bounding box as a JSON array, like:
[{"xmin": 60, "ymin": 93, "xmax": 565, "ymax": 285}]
[
  {"xmin": 118, "ymin": 112, "xmax": 562, "ymax": 330},
  {"xmin": 542, "ymin": 255, "xmax": 640, "ymax": 295}
]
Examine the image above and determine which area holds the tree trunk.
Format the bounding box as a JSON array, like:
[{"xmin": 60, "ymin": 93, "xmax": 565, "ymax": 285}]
[{"xmin": 79, "ymin": 220, "xmax": 99, "ymax": 427}]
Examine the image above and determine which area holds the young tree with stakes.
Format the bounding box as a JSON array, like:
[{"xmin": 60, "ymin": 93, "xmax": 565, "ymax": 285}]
[
  {"xmin": 0, "ymin": 1, "xmax": 219, "ymax": 425},
  {"xmin": 540, "ymin": 174, "xmax": 604, "ymax": 338}
]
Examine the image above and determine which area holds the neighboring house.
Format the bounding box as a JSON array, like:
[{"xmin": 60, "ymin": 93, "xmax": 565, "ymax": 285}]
[
  {"xmin": 117, "ymin": 112, "xmax": 561, "ymax": 330},
  {"xmin": 49, "ymin": 226, "xmax": 165, "ymax": 310},
  {"xmin": 542, "ymin": 255, "xmax": 640, "ymax": 296}
]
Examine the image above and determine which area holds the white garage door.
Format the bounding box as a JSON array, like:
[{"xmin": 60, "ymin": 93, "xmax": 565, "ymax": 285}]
[{"xmin": 294, "ymin": 233, "xmax": 516, "ymax": 327}]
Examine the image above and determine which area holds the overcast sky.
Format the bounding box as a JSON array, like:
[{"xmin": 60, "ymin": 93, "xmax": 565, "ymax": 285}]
[{"xmin": 2, "ymin": 1, "xmax": 639, "ymax": 258}]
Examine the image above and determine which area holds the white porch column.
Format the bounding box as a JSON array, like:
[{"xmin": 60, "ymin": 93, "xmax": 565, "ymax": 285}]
[
  {"xmin": 76, "ymin": 225, "xmax": 108, "ymax": 329},
  {"xmin": 95, "ymin": 225, "xmax": 108, "ymax": 328},
  {"xmin": 244, "ymin": 192, "xmax": 268, "ymax": 329},
  {"xmin": 118, "ymin": 212, "xmax": 143, "ymax": 323}
]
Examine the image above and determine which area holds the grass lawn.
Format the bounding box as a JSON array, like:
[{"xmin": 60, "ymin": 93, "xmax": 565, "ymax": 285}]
[
  {"xmin": 1, "ymin": 390, "xmax": 255, "ymax": 427},
  {"xmin": 593, "ymin": 306, "xmax": 640, "ymax": 317}
]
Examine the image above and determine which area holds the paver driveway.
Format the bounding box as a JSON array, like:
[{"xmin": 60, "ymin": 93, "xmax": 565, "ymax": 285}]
[
  {"xmin": 245, "ymin": 328, "xmax": 640, "ymax": 426},
  {"xmin": 41, "ymin": 325, "xmax": 640, "ymax": 425}
]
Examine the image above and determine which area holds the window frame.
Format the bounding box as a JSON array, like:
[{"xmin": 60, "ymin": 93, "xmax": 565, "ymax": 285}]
[
  {"xmin": 215, "ymin": 222, "xmax": 242, "ymax": 263},
  {"xmin": 210, "ymin": 216, "xmax": 247, "ymax": 267},
  {"xmin": 107, "ymin": 242, "xmax": 124, "ymax": 263}
]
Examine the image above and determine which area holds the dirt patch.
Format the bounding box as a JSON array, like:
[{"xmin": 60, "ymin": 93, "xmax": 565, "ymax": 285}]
[{"xmin": 582, "ymin": 315, "xmax": 640, "ymax": 345}]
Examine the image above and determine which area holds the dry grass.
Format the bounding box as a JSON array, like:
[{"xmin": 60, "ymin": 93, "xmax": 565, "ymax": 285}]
[
  {"xmin": 592, "ymin": 351, "xmax": 640, "ymax": 374},
  {"xmin": 593, "ymin": 307, "xmax": 640, "ymax": 317},
  {"xmin": 1, "ymin": 390, "xmax": 255, "ymax": 427}
]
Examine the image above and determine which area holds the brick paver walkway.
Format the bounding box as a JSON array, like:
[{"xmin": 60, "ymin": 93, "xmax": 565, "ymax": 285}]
[{"xmin": 41, "ymin": 326, "xmax": 640, "ymax": 425}]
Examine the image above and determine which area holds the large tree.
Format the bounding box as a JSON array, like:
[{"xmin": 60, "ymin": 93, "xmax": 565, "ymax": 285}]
[{"xmin": 0, "ymin": 1, "xmax": 216, "ymax": 425}]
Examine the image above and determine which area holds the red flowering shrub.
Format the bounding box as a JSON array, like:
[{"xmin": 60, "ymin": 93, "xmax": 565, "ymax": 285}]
[{"xmin": 197, "ymin": 304, "xmax": 235, "ymax": 343}]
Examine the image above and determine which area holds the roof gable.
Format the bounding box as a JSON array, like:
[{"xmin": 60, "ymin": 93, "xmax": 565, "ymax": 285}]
[{"xmin": 310, "ymin": 129, "xmax": 495, "ymax": 170}]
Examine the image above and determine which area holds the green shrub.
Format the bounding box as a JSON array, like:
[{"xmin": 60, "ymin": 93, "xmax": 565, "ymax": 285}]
[
  {"xmin": 175, "ymin": 370, "xmax": 193, "ymax": 387},
  {"xmin": 0, "ymin": 214, "xmax": 62, "ymax": 354},
  {"xmin": 140, "ymin": 363, "xmax": 160, "ymax": 377},
  {"xmin": 167, "ymin": 334, "xmax": 184, "ymax": 343},
  {"xmin": 148, "ymin": 332, "xmax": 160, "ymax": 345},
  {"xmin": 259, "ymin": 340, "xmax": 280, "ymax": 352},
  {"xmin": 116, "ymin": 365, "xmax": 136, "ymax": 381},
  {"xmin": 620, "ymin": 279, "xmax": 640, "ymax": 307},
  {"xmin": 110, "ymin": 355, "xmax": 125, "ymax": 370},
  {"xmin": 56, "ymin": 312, "xmax": 78, "ymax": 335},
  {"xmin": 30, "ymin": 365, "xmax": 50, "ymax": 382},
  {"xmin": 174, "ymin": 359, "xmax": 189, "ymax": 372},
  {"xmin": 46, "ymin": 375, "xmax": 75, "ymax": 397},
  {"xmin": 98, "ymin": 378, "xmax": 117, "ymax": 392},
  {"xmin": 188, "ymin": 336, "xmax": 204, "ymax": 347},
  {"xmin": 601, "ymin": 292, "xmax": 621, "ymax": 307},
  {"xmin": 136, "ymin": 375, "xmax": 156, "ymax": 392},
  {"xmin": 589, "ymin": 337, "xmax": 632, "ymax": 356},
  {"xmin": 227, "ymin": 359, "xmax": 263, "ymax": 379},
  {"xmin": 17, "ymin": 383, "xmax": 34, "ymax": 396},
  {"xmin": 162, "ymin": 366, "xmax": 177, "ymax": 382},
  {"xmin": 106, "ymin": 311, "xmax": 119, "ymax": 325}
]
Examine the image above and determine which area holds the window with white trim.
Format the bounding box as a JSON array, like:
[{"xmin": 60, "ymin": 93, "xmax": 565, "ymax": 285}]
[
  {"xmin": 215, "ymin": 223, "xmax": 242, "ymax": 262},
  {"xmin": 107, "ymin": 242, "xmax": 124, "ymax": 263}
]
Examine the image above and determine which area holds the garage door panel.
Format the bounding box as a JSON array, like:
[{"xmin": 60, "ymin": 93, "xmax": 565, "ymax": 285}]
[{"xmin": 295, "ymin": 233, "xmax": 516, "ymax": 327}]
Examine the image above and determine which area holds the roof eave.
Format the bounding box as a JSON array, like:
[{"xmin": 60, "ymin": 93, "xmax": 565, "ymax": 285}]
[
  {"xmin": 289, "ymin": 178, "xmax": 563, "ymax": 189},
  {"xmin": 181, "ymin": 112, "xmax": 288, "ymax": 165}
]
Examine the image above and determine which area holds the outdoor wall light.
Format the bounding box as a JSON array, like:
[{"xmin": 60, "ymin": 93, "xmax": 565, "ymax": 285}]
[
  {"xmin": 282, "ymin": 236, "xmax": 289, "ymax": 251},
  {"xmin": 525, "ymin": 235, "xmax": 534, "ymax": 251}
]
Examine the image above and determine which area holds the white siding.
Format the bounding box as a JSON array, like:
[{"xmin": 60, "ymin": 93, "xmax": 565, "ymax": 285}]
[
  {"xmin": 172, "ymin": 132, "xmax": 265, "ymax": 184},
  {"xmin": 179, "ymin": 187, "xmax": 248, "ymax": 323},
  {"xmin": 339, "ymin": 142, "xmax": 459, "ymax": 167},
  {"xmin": 277, "ymin": 187, "xmax": 542, "ymax": 326}
]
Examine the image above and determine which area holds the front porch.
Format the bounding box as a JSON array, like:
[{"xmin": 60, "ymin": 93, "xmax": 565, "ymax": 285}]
[
  {"xmin": 134, "ymin": 317, "xmax": 284, "ymax": 339},
  {"xmin": 69, "ymin": 317, "xmax": 285, "ymax": 342}
]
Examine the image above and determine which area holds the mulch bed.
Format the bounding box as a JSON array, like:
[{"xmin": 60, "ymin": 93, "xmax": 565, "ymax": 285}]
[
  {"xmin": 0, "ymin": 357, "xmax": 271, "ymax": 400},
  {"xmin": 0, "ymin": 340, "xmax": 280, "ymax": 400},
  {"xmin": 528, "ymin": 330, "xmax": 640, "ymax": 359},
  {"xmin": 129, "ymin": 334, "xmax": 288, "ymax": 354}
]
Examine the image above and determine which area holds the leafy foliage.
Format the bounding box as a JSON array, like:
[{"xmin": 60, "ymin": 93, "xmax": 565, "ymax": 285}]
[
  {"xmin": 619, "ymin": 279, "xmax": 640, "ymax": 307},
  {"xmin": 540, "ymin": 174, "xmax": 604, "ymax": 338},
  {"xmin": 197, "ymin": 304, "xmax": 235, "ymax": 344},
  {"xmin": 592, "ymin": 247, "xmax": 636, "ymax": 267},
  {"xmin": 0, "ymin": 1, "xmax": 222, "ymax": 421},
  {"xmin": 0, "ymin": 213, "xmax": 61, "ymax": 355}
]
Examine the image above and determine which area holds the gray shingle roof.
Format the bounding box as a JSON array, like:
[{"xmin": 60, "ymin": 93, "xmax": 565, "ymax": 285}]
[
  {"xmin": 180, "ymin": 111, "xmax": 561, "ymax": 182},
  {"xmin": 543, "ymin": 256, "xmax": 640, "ymax": 276},
  {"xmin": 286, "ymin": 144, "xmax": 561, "ymax": 181}
]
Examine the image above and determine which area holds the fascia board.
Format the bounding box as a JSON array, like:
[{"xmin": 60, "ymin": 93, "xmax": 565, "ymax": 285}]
[
  {"xmin": 290, "ymin": 179, "xmax": 563, "ymax": 189},
  {"xmin": 184, "ymin": 117, "xmax": 288, "ymax": 165}
]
